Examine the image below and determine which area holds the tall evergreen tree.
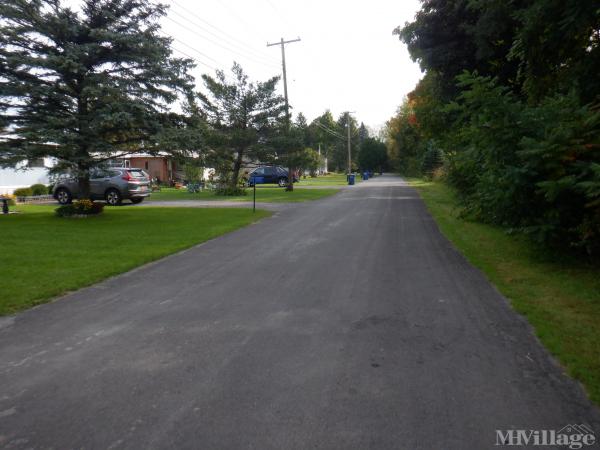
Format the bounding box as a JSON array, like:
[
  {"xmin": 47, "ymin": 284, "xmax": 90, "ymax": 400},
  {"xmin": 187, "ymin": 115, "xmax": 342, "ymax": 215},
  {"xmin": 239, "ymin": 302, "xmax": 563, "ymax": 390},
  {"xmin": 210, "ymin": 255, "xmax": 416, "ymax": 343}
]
[
  {"xmin": 197, "ymin": 63, "xmax": 285, "ymax": 191},
  {"xmin": 333, "ymin": 112, "xmax": 359, "ymax": 172},
  {"xmin": 0, "ymin": 0, "xmax": 195, "ymax": 197},
  {"xmin": 358, "ymin": 122, "xmax": 369, "ymax": 144},
  {"xmin": 307, "ymin": 110, "xmax": 338, "ymax": 165}
]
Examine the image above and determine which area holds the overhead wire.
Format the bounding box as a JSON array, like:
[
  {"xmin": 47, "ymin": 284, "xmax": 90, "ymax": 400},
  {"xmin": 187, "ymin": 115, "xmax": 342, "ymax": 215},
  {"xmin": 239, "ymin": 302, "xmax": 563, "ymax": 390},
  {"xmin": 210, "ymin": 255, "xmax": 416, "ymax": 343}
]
[
  {"xmin": 170, "ymin": 46, "xmax": 217, "ymax": 71},
  {"xmin": 316, "ymin": 122, "xmax": 346, "ymax": 140},
  {"xmin": 210, "ymin": 0, "xmax": 272, "ymax": 44},
  {"xmin": 164, "ymin": 13, "xmax": 280, "ymax": 70},
  {"xmin": 170, "ymin": 0, "xmax": 278, "ymax": 64},
  {"xmin": 171, "ymin": 36, "xmax": 224, "ymax": 67}
]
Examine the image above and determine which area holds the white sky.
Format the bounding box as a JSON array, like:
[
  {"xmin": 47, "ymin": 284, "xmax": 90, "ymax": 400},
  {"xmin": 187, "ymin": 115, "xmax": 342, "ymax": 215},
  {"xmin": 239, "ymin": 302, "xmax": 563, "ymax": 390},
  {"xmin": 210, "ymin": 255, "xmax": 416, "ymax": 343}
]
[
  {"xmin": 62, "ymin": 0, "xmax": 423, "ymax": 129},
  {"xmin": 160, "ymin": 0, "xmax": 423, "ymax": 130}
]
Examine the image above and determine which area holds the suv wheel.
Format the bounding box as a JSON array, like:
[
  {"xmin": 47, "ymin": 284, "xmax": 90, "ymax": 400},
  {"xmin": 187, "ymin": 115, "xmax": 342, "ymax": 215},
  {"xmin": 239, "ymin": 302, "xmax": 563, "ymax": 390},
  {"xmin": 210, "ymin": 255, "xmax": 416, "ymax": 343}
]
[
  {"xmin": 278, "ymin": 177, "xmax": 287, "ymax": 187},
  {"xmin": 55, "ymin": 188, "xmax": 72, "ymax": 205},
  {"xmin": 130, "ymin": 197, "xmax": 144, "ymax": 204},
  {"xmin": 105, "ymin": 189, "xmax": 122, "ymax": 206}
]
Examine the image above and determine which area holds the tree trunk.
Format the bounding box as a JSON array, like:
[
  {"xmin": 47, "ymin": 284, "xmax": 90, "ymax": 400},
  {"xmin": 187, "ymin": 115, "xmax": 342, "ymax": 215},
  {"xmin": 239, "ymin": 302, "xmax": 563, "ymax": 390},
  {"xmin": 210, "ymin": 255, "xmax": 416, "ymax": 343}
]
[
  {"xmin": 286, "ymin": 164, "xmax": 294, "ymax": 191},
  {"xmin": 77, "ymin": 165, "xmax": 91, "ymax": 200},
  {"xmin": 230, "ymin": 149, "xmax": 244, "ymax": 190}
]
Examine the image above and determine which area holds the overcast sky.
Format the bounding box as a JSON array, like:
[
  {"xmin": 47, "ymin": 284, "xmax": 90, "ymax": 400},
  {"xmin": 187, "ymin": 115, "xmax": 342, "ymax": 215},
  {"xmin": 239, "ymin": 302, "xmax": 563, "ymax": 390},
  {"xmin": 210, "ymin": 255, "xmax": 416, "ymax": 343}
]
[{"xmin": 159, "ymin": 0, "xmax": 423, "ymax": 130}]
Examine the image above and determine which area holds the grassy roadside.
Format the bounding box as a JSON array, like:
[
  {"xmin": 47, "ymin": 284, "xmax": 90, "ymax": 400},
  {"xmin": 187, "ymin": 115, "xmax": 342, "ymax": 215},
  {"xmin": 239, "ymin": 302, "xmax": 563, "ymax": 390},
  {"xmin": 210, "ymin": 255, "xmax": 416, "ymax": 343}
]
[
  {"xmin": 294, "ymin": 173, "xmax": 361, "ymax": 186},
  {"xmin": 1, "ymin": 205, "xmax": 270, "ymax": 315},
  {"xmin": 147, "ymin": 186, "xmax": 340, "ymax": 203},
  {"xmin": 409, "ymin": 178, "xmax": 600, "ymax": 404}
]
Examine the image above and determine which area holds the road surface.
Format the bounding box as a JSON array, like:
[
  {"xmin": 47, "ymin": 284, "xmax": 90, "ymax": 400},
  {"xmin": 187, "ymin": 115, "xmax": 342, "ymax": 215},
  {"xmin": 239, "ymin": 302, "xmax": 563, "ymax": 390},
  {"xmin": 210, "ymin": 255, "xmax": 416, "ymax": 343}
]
[{"xmin": 1, "ymin": 174, "xmax": 598, "ymax": 449}]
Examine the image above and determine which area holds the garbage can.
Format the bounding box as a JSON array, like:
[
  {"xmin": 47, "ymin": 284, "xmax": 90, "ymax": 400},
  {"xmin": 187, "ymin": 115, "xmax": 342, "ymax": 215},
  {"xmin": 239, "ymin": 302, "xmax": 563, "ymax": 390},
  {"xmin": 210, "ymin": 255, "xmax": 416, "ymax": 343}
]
[
  {"xmin": 363, "ymin": 171, "xmax": 369, "ymax": 180},
  {"xmin": 348, "ymin": 174, "xmax": 355, "ymax": 185}
]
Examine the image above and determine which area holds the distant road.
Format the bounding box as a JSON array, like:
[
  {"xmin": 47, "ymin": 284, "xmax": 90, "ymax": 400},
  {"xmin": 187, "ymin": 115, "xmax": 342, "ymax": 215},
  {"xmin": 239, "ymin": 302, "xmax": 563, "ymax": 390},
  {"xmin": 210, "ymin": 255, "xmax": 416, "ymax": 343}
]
[{"xmin": 1, "ymin": 174, "xmax": 598, "ymax": 449}]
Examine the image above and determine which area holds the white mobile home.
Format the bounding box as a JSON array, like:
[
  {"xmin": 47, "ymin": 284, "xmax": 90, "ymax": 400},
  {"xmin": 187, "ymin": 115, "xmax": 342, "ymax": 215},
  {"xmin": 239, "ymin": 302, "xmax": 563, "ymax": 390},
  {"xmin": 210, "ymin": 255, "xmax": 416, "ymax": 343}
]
[{"xmin": 0, "ymin": 158, "xmax": 55, "ymax": 195}]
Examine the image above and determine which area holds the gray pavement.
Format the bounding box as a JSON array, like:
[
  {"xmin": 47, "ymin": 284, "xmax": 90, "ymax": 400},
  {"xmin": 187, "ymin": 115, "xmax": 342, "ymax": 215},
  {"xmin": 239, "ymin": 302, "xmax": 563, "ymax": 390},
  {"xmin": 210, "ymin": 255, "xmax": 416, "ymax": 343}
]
[{"xmin": 1, "ymin": 174, "xmax": 598, "ymax": 449}]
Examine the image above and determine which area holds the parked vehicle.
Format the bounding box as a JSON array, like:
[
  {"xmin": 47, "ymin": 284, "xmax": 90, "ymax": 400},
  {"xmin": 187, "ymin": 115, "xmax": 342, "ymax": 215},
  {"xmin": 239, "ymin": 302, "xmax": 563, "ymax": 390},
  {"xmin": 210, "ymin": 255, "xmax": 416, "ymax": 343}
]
[
  {"xmin": 246, "ymin": 166, "xmax": 298, "ymax": 187},
  {"xmin": 53, "ymin": 168, "xmax": 151, "ymax": 206}
]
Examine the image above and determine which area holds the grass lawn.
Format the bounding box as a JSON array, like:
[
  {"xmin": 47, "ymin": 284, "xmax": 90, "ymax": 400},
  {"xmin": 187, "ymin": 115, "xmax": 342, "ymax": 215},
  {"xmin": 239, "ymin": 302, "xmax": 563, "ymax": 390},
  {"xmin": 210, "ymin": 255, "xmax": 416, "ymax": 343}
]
[
  {"xmin": 294, "ymin": 172, "xmax": 362, "ymax": 186},
  {"xmin": 147, "ymin": 186, "xmax": 340, "ymax": 203},
  {"xmin": 409, "ymin": 178, "xmax": 600, "ymax": 404},
  {"xmin": 1, "ymin": 205, "xmax": 270, "ymax": 315}
]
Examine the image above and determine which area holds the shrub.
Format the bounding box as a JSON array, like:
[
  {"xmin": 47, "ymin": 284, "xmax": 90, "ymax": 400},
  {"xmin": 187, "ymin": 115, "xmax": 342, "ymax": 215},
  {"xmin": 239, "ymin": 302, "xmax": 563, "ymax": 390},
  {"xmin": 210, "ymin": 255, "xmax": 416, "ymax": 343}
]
[
  {"xmin": 431, "ymin": 166, "xmax": 446, "ymax": 181},
  {"xmin": 30, "ymin": 183, "xmax": 48, "ymax": 196},
  {"xmin": 13, "ymin": 187, "xmax": 33, "ymax": 198},
  {"xmin": 421, "ymin": 142, "xmax": 444, "ymax": 177},
  {"xmin": 443, "ymin": 73, "xmax": 600, "ymax": 254},
  {"xmin": 55, "ymin": 199, "xmax": 104, "ymax": 217},
  {"xmin": 214, "ymin": 185, "xmax": 247, "ymax": 196}
]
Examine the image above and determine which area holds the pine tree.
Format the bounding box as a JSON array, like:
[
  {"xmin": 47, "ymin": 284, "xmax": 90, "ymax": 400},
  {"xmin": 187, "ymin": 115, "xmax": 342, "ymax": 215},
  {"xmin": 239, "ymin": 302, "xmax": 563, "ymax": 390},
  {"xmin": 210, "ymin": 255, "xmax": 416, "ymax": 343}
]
[
  {"xmin": 0, "ymin": 0, "xmax": 195, "ymax": 197},
  {"xmin": 197, "ymin": 62, "xmax": 285, "ymax": 191}
]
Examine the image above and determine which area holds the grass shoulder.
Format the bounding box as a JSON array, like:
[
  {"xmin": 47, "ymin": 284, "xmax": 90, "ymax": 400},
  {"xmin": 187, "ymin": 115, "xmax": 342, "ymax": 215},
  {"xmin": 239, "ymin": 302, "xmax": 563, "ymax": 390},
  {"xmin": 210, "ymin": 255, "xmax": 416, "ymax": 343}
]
[
  {"xmin": 147, "ymin": 186, "xmax": 340, "ymax": 203},
  {"xmin": 1, "ymin": 205, "xmax": 270, "ymax": 315},
  {"xmin": 294, "ymin": 173, "xmax": 361, "ymax": 186},
  {"xmin": 408, "ymin": 178, "xmax": 600, "ymax": 405}
]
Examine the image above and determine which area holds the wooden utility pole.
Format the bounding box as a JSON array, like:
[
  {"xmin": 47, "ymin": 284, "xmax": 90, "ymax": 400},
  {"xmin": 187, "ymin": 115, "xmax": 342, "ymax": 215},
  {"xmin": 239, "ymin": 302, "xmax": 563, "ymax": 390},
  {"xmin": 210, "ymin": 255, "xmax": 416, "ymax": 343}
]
[
  {"xmin": 267, "ymin": 37, "xmax": 300, "ymax": 190},
  {"xmin": 346, "ymin": 111, "xmax": 352, "ymax": 174}
]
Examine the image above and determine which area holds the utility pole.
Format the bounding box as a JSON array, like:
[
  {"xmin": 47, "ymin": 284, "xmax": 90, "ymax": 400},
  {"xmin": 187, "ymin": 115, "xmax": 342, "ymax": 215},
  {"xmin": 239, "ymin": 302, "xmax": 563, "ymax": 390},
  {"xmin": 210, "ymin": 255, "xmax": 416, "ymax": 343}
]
[
  {"xmin": 346, "ymin": 112, "xmax": 352, "ymax": 174},
  {"xmin": 267, "ymin": 37, "xmax": 300, "ymax": 190}
]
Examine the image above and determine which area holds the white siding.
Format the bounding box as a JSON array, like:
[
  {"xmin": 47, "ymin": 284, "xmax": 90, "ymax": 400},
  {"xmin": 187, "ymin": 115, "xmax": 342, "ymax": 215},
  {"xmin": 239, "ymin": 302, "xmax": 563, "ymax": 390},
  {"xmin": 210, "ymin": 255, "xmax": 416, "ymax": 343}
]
[{"xmin": 0, "ymin": 158, "xmax": 55, "ymax": 194}]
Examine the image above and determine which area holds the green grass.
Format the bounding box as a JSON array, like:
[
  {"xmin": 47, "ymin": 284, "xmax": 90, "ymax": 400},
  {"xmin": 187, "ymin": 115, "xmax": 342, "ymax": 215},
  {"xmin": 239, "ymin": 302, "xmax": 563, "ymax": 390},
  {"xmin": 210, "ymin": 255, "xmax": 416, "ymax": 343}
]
[
  {"xmin": 294, "ymin": 173, "xmax": 362, "ymax": 186},
  {"xmin": 0, "ymin": 205, "xmax": 270, "ymax": 315},
  {"xmin": 409, "ymin": 178, "xmax": 600, "ymax": 404},
  {"xmin": 147, "ymin": 186, "xmax": 340, "ymax": 203}
]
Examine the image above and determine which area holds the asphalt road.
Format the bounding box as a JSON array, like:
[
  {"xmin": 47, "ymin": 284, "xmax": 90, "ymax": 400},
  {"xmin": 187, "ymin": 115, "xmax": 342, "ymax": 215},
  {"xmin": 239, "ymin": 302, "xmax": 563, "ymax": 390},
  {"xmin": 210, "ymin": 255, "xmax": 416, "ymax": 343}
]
[{"xmin": 1, "ymin": 174, "xmax": 599, "ymax": 449}]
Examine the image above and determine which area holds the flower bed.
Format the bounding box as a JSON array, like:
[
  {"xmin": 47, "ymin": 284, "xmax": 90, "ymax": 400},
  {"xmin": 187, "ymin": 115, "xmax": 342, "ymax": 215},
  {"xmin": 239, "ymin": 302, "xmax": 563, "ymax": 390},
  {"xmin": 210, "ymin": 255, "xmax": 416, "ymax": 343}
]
[{"xmin": 55, "ymin": 199, "xmax": 104, "ymax": 217}]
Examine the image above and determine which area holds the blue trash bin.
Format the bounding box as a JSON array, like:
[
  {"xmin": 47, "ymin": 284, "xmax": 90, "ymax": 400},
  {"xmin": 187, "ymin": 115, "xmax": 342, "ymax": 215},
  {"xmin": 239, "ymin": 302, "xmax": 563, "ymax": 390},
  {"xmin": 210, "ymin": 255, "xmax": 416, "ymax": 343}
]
[
  {"xmin": 348, "ymin": 174, "xmax": 355, "ymax": 185},
  {"xmin": 363, "ymin": 171, "xmax": 369, "ymax": 180}
]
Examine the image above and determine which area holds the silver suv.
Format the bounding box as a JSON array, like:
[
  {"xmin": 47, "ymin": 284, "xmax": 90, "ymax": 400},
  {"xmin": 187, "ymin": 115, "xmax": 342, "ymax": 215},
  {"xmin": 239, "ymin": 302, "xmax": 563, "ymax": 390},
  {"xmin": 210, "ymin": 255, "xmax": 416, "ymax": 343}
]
[{"xmin": 53, "ymin": 168, "xmax": 151, "ymax": 206}]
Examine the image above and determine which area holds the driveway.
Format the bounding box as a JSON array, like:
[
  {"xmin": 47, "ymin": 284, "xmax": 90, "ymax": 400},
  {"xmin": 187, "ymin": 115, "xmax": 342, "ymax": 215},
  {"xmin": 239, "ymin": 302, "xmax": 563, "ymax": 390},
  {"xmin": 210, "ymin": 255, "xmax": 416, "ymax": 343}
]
[{"xmin": 0, "ymin": 174, "xmax": 598, "ymax": 449}]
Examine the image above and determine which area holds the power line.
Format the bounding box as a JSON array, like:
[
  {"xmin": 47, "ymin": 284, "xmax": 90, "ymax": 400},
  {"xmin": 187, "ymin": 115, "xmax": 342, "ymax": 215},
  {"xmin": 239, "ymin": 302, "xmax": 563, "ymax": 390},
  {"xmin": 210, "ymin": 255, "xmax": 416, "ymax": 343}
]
[
  {"xmin": 170, "ymin": 0, "xmax": 278, "ymax": 64},
  {"xmin": 165, "ymin": 14, "xmax": 280, "ymax": 70},
  {"xmin": 212, "ymin": 0, "xmax": 272, "ymax": 44},
  {"xmin": 168, "ymin": 8, "xmax": 278, "ymax": 66},
  {"xmin": 316, "ymin": 122, "xmax": 345, "ymax": 140},
  {"xmin": 171, "ymin": 46, "xmax": 216, "ymax": 71},
  {"xmin": 171, "ymin": 36, "xmax": 223, "ymax": 66}
]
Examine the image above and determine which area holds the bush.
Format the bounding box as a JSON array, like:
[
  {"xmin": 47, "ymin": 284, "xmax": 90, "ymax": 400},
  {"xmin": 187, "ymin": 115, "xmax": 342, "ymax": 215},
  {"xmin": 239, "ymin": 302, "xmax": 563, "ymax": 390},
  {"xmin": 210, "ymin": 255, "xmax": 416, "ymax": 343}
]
[
  {"xmin": 30, "ymin": 184, "xmax": 48, "ymax": 196},
  {"xmin": 421, "ymin": 142, "xmax": 444, "ymax": 177},
  {"xmin": 443, "ymin": 73, "xmax": 600, "ymax": 254},
  {"xmin": 13, "ymin": 187, "xmax": 33, "ymax": 198},
  {"xmin": 55, "ymin": 199, "xmax": 104, "ymax": 217},
  {"xmin": 214, "ymin": 185, "xmax": 247, "ymax": 196}
]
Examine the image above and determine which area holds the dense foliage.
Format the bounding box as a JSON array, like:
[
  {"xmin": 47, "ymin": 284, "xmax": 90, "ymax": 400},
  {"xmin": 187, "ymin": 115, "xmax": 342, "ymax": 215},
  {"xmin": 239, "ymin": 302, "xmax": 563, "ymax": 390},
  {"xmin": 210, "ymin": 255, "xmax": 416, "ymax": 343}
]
[
  {"xmin": 358, "ymin": 138, "xmax": 388, "ymax": 172},
  {"xmin": 389, "ymin": 0, "xmax": 600, "ymax": 254}
]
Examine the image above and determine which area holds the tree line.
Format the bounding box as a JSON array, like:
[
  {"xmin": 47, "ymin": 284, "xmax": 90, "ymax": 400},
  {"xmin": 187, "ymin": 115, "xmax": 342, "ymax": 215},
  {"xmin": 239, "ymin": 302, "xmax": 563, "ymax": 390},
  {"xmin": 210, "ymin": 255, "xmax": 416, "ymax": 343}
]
[
  {"xmin": 0, "ymin": 0, "xmax": 387, "ymax": 198},
  {"xmin": 387, "ymin": 0, "xmax": 600, "ymax": 255}
]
